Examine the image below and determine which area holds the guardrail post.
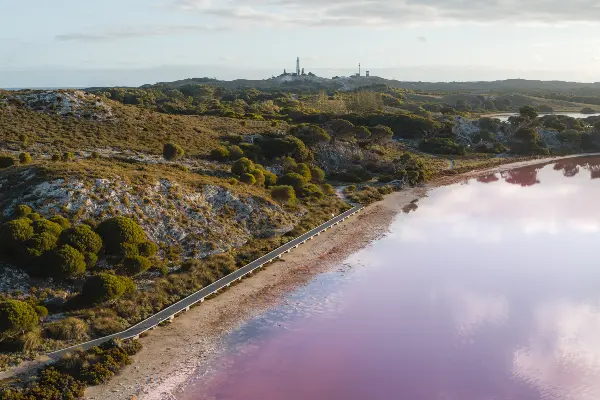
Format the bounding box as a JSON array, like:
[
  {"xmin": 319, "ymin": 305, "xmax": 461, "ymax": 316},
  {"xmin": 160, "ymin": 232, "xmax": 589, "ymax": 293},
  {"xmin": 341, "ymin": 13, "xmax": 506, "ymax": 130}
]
[
  {"xmin": 185, "ymin": 306, "xmax": 190, "ymax": 312},
  {"xmin": 168, "ymin": 316, "xmax": 174, "ymax": 322}
]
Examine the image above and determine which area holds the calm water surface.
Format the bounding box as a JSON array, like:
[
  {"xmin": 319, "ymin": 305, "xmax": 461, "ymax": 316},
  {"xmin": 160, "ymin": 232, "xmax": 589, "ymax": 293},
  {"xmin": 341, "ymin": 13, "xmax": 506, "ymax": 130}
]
[
  {"xmin": 179, "ymin": 156, "xmax": 600, "ymax": 400},
  {"xmin": 492, "ymin": 112, "xmax": 600, "ymax": 122}
]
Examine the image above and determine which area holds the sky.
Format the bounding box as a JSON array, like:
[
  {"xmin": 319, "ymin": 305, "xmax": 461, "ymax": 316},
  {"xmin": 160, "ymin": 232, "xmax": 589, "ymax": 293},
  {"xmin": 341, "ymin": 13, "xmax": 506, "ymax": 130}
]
[{"xmin": 2, "ymin": 0, "xmax": 600, "ymax": 87}]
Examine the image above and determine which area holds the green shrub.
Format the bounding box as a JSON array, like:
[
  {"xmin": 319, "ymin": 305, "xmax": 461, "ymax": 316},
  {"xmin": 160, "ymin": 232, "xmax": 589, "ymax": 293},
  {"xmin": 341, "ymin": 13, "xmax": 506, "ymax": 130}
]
[
  {"xmin": 84, "ymin": 252, "xmax": 98, "ymax": 268},
  {"xmin": 14, "ymin": 204, "xmax": 32, "ymax": 218},
  {"xmin": 228, "ymin": 145, "xmax": 244, "ymax": 160},
  {"xmin": 24, "ymin": 232, "xmax": 59, "ymax": 258},
  {"xmin": 263, "ymin": 170, "xmax": 277, "ymax": 187},
  {"xmin": 270, "ymin": 185, "xmax": 296, "ymax": 206},
  {"xmin": 96, "ymin": 216, "xmax": 147, "ymax": 255},
  {"xmin": 163, "ymin": 142, "xmax": 185, "ymax": 161},
  {"xmin": 123, "ymin": 256, "xmax": 152, "ymax": 275},
  {"xmin": 344, "ymin": 185, "xmax": 357, "ymax": 193},
  {"xmin": 18, "ymin": 152, "xmax": 32, "ymax": 164},
  {"xmin": 138, "ymin": 241, "xmax": 158, "ymax": 257},
  {"xmin": 32, "ymin": 219, "xmax": 63, "ymax": 237},
  {"xmin": 240, "ymin": 173, "xmax": 257, "ymax": 185},
  {"xmin": 122, "ymin": 340, "xmax": 143, "ymax": 356},
  {"xmin": 0, "ymin": 156, "xmax": 15, "ymax": 169},
  {"xmin": 51, "ymin": 154, "xmax": 61, "ymax": 161},
  {"xmin": 231, "ymin": 157, "xmax": 254, "ymax": 176},
  {"xmin": 0, "ymin": 218, "xmax": 34, "ymax": 249},
  {"xmin": 25, "ymin": 367, "xmax": 86, "ymax": 399},
  {"xmin": 278, "ymin": 172, "xmax": 308, "ymax": 190},
  {"xmin": 59, "ymin": 225, "xmax": 103, "ymax": 254},
  {"xmin": 210, "ymin": 146, "xmax": 229, "ymax": 161},
  {"xmin": 294, "ymin": 163, "xmax": 312, "ymax": 181},
  {"xmin": 0, "ymin": 300, "xmax": 38, "ymax": 337},
  {"xmin": 80, "ymin": 362, "xmax": 114, "ymax": 385},
  {"xmin": 91, "ymin": 151, "xmax": 100, "ymax": 159},
  {"xmin": 46, "ymin": 245, "xmax": 86, "ymax": 278},
  {"xmin": 82, "ymin": 273, "xmax": 135, "ymax": 304},
  {"xmin": 298, "ymin": 184, "xmax": 325, "ymax": 200},
  {"xmin": 310, "ymin": 166, "xmax": 326, "ymax": 183},
  {"xmin": 321, "ymin": 183, "xmax": 335, "ymax": 196},
  {"xmin": 49, "ymin": 215, "xmax": 71, "ymax": 230},
  {"xmin": 28, "ymin": 212, "xmax": 41, "ymax": 221},
  {"xmin": 18, "ymin": 133, "xmax": 28, "ymax": 145},
  {"xmin": 251, "ymin": 169, "xmax": 265, "ymax": 186},
  {"xmin": 45, "ymin": 317, "xmax": 89, "ymax": 341},
  {"xmin": 62, "ymin": 152, "xmax": 74, "ymax": 162},
  {"xmin": 34, "ymin": 306, "xmax": 48, "ymax": 320},
  {"xmin": 419, "ymin": 138, "xmax": 466, "ymax": 155},
  {"xmin": 228, "ymin": 178, "xmax": 238, "ymax": 185}
]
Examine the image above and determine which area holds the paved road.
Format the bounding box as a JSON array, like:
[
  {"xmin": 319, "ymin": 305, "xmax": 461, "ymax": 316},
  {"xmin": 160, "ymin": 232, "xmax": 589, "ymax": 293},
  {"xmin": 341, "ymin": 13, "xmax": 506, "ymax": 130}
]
[{"xmin": 49, "ymin": 205, "xmax": 363, "ymax": 359}]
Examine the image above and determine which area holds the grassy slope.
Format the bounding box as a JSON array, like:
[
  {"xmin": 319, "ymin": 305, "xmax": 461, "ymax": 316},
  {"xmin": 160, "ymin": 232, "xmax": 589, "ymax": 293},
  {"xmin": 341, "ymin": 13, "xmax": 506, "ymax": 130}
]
[{"xmin": 0, "ymin": 95, "xmax": 283, "ymax": 156}]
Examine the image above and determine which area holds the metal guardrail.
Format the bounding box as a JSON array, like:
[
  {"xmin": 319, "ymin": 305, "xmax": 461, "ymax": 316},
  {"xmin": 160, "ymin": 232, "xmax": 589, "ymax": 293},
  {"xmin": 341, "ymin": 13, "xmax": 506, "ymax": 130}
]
[{"xmin": 48, "ymin": 205, "xmax": 363, "ymax": 359}]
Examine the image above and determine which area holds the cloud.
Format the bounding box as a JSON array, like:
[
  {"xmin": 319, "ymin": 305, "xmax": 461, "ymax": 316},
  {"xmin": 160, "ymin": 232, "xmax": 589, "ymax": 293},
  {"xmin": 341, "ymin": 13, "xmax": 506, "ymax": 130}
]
[
  {"xmin": 56, "ymin": 25, "xmax": 225, "ymax": 42},
  {"xmin": 417, "ymin": 36, "xmax": 427, "ymax": 42},
  {"xmin": 174, "ymin": 0, "xmax": 600, "ymax": 27}
]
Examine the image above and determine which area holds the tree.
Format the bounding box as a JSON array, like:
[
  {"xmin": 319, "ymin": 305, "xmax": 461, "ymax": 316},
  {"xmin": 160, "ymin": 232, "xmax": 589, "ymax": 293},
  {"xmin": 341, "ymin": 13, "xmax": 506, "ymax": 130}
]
[
  {"xmin": 251, "ymin": 169, "xmax": 265, "ymax": 186},
  {"xmin": 123, "ymin": 256, "xmax": 152, "ymax": 275},
  {"xmin": 163, "ymin": 143, "xmax": 185, "ymax": 161},
  {"xmin": 0, "ymin": 300, "xmax": 38, "ymax": 338},
  {"xmin": 82, "ymin": 273, "xmax": 135, "ymax": 304},
  {"xmin": 324, "ymin": 119, "xmax": 356, "ymax": 144},
  {"xmin": 519, "ymin": 105, "xmax": 538, "ymax": 120},
  {"xmin": 231, "ymin": 157, "xmax": 254, "ymax": 176},
  {"xmin": 369, "ymin": 125, "xmax": 394, "ymax": 142},
  {"xmin": 263, "ymin": 170, "xmax": 277, "ymax": 187},
  {"xmin": 270, "ymin": 186, "xmax": 296, "ymax": 206}
]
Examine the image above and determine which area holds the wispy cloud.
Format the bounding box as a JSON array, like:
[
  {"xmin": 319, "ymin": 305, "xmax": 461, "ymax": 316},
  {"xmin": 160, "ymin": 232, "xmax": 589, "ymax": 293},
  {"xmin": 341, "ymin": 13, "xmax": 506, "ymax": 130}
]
[
  {"xmin": 173, "ymin": 0, "xmax": 600, "ymax": 27},
  {"xmin": 56, "ymin": 25, "xmax": 225, "ymax": 42}
]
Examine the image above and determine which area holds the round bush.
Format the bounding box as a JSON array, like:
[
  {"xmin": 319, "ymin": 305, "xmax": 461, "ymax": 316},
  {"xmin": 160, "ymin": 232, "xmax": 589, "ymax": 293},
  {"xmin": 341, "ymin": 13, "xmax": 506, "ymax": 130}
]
[
  {"xmin": 59, "ymin": 225, "xmax": 103, "ymax": 254},
  {"xmin": 34, "ymin": 306, "xmax": 48, "ymax": 319},
  {"xmin": 0, "ymin": 156, "xmax": 15, "ymax": 169},
  {"xmin": 228, "ymin": 145, "xmax": 244, "ymax": 160},
  {"xmin": 46, "ymin": 245, "xmax": 86, "ymax": 278},
  {"xmin": 123, "ymin": 256, "xmax": 152, "ymax": 275},
  {"xmin": 228, "ymin": 178, "xmax": 238, "ymax": 185},
  {"xmin": 14, "ymin": 204, "xmax": 32, "ymax": 218},
  {"xmin": 51, "ymin": 154, "xmax": 61, "ymax": 162},
  {"xmin": 231, "ymin": 157, "xmax": 254, "ymax": 176},
  {"xmin": 32, "ymin": 219, "xmax": 63, "ymax": 237},
  {"xmin": 210, "ymin": 147, "xmax": 229, "ymax": 161},
  {"xmin": 19, "ymin": 152, "xmax": 32, "ymax": 164},
  {"xmin": 25, "ymin": 232, "xmax": 59, "ymax": 258},
  {"xmin": 270, "ymin": 185, "xmax": 296, "ymax": 206},
  {"xmin": 84, "ymin": 252, "xmax": 98, "ymax": 268},
  {"xmin": 251, "ymin": 170, "xmax": 265, "ymax": 186},
  {"xmin": 298, "ymin": 183, "xmax": 325, "ymax": 200},
  {"xmin": 49, "ymin": 215, "xmax": 71, "ymax": 230},
  {"xmin": 0, "ymin": 300, "xmax": 38, "ymax": 336},
  {"xmin": 321, "ymin": 183, "xmax": 335, "ymax": 196},
  {"xmin": 96, "ymin": 217, "xmax": 147, "ymax": 255},
  {"xmin": 310, "ymin": 166, "xmax": 326, "ymax": 183},
  {"xmin": 278, "ymin": 173, "xmax": 308, "ymax": 190},
  {"xmin": 163, "ymin": 143, "xmax": 185, "ymax": 161},
  {"xmin": 263, "ymin": 170, "xmax": 277, "ymax": 187},
  {"xmin": 62, "ymin": 152, "xmax": 74, "ymax": 162},
  {"xmin": 138, "ymin": 241, "xmax": 158, "ymax": 257},
  {"xmin": 294, "ymin": 163, "xmax": 312, "ymax": 181},
  {"xmin": 82, "ymin": 273, "xmax": 135, "ymax": 303},
  {"xmin": 240, "ymin": 173, "xmax": 257, "ymax": 185},
  {"xmin": 0, "ymin": 218, "xmax": 34, "ymax": 247}
]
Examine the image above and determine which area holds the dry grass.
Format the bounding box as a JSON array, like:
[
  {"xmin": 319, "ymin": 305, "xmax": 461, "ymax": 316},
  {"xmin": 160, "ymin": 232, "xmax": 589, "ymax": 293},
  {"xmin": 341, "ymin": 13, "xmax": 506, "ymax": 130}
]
[{"xmin": 0, "ymin": 97, "xmax": 284, "ymax": 157}]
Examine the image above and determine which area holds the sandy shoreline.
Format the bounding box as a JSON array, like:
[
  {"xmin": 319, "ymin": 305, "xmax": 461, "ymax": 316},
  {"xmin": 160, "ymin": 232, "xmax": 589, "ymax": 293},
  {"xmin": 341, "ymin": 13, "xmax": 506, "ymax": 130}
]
[
  {"xmin": 85, "ymin": 153, "xmax": 599, "ymax": 400},
  {"xmin": 85, "ymin": 188, "xmax": 425, "ymax": 400}
]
